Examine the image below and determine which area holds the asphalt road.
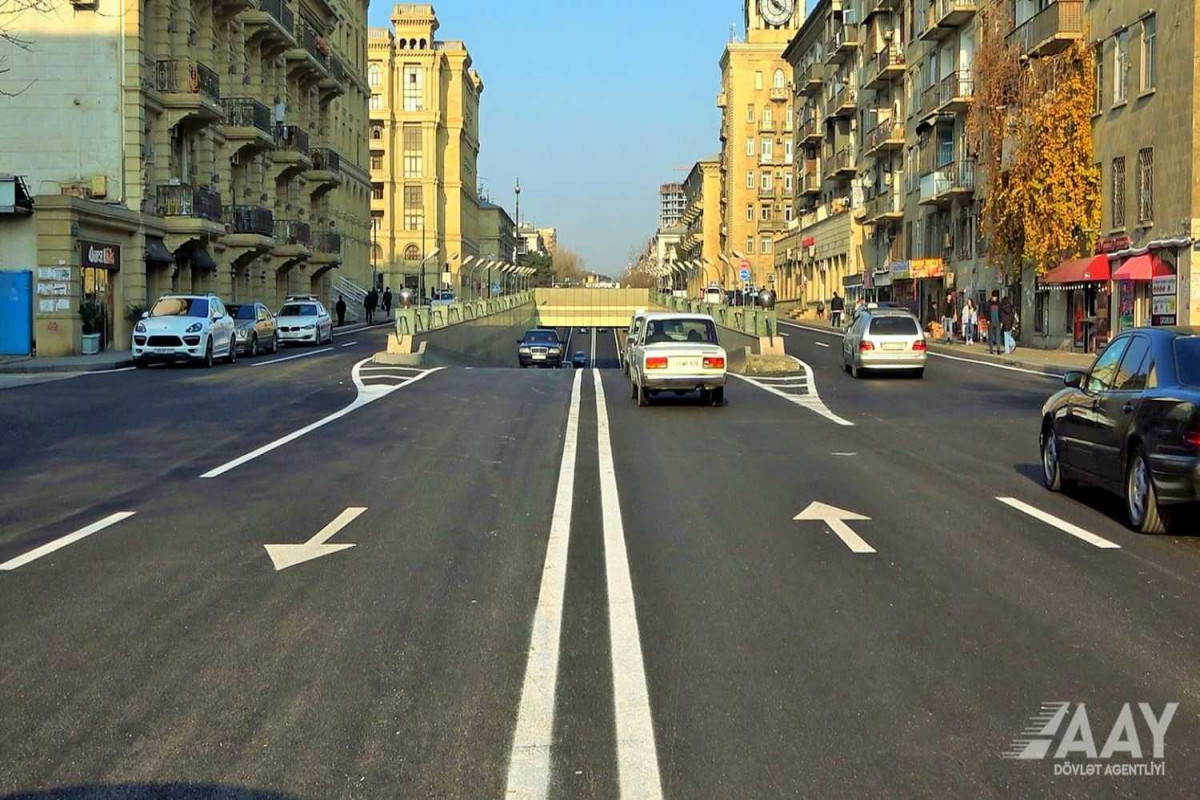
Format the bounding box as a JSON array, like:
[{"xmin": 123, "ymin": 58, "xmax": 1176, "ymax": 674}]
[{"xmin": 1, "ymin": 324, "xmax": 1198, "ymax": 798}]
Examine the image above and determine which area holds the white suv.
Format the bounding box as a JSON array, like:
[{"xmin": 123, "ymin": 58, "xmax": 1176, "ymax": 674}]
[{"xmin": 133, "ymin": 294, "xmax": 237, "ymax": 368}]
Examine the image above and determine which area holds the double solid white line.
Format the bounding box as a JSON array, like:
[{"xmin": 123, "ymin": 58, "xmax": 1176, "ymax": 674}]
[{"xmin": 506, "ymin": 370, "xmax": 662, "ymax": 799}]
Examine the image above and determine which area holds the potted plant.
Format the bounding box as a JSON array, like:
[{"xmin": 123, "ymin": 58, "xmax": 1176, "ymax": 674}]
[
  {"xmin": 79, "ymin": 298, "xmax": 105, "ymax": 355},
  {"xmin": 125, "ymin": 303, "xmax": 147, "ymax": 323}
]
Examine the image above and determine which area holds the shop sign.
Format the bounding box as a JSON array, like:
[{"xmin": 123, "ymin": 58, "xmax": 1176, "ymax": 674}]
[
  {"xmin": 1096, "ymin": 235, "xmax": 1132, "ymax": 254},
  {"xmin": 1118, "ymin": 280, "xmax": 1135, "ymax": 332},
  {"xmin": 890, "ymin": 260, "xmax": 911, "ymax": 280},
  {"xmin": 843, "ymin": 273, "xmax": 864, "ymax": 288},
  {"xmin": 801, "ymin": 236, "xmax": 815, "ymax": 247},
  {"xmin": 1152, "ymin": 275, "xmax": 1177, "ymax": 326},
  {"xmin": 80, "ymin": 240, "xmax": 120, "ymax": 271},
  {"xmin": 910, "ymin": 258, "xmax": 945, "ymax": 279}
]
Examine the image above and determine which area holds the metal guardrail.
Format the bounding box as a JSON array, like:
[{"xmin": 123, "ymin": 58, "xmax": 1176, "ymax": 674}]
[
  {"xmin": 864, "ymin": 119, "xmax": 904, "ymax": 151},
  {"xmin": 276, "ymin": 124, "xmax": 310, "ymax": 155},
  {"xmin": 1008, "ymin": 0, "xmax": 1083, "ymax": 56},
  {"xmin": 274, "ymin": 218, "xmax": 312, "ymax": 246},
  {"xmin": 225, "ymin": 97, "xmax": 272, "ymax": 132},
  {"xmin": 394, "ymin": 292, "xmax": 532, "ymax": 336},
  {"xmin": 311, "ymin": 147, "xmax": 341, "ymax": 172},
  {"xmin": 258, "ymin": 0, "xmax": 294, "ymax": 33},
  {"xmin": 155, "ymin": 59, "xmax": 220, "ymax": 103},
  {"xmin": 230, "ymin": 205, "xmax": 274, "ymax": 235},
  {"xmin": 313, "ymin": 232, "xmax": 341, "ymax": 255},
  {"xmin": 157, "ymin": 184, "xmax": 222, "ymax": 221}
]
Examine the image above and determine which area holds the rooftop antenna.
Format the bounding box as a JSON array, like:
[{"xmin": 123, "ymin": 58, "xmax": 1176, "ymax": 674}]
[{"xmin": 729, "ymin": 23, "xmax": 737, "ymax": 43}]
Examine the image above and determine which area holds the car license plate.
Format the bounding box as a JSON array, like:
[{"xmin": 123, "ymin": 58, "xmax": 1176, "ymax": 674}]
[
  {"xmin": 533, "ymin": 353, "xmax": 546, "ymax": 360},
  {"xmin": 676, "ymin": 358, "xmax": 699, "ymax": 369},
  {"xmin": 152, "ymin": 348, "xmax": 174, "ymax": 355},
  {"xmin": 882, "ymin": 342, "xmax": 905, "ymax": 351}
]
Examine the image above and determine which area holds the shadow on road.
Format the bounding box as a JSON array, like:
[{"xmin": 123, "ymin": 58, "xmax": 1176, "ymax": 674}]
[{"xmin": 3, "ymin": 785, "xmax": 300, "ymax": 800}]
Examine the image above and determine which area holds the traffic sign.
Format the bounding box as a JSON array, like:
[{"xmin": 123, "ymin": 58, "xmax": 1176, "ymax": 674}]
[
  {"xmin": 739, "ymin": 267, "xmax": 751, "ymax": 282},
  {"xmin": 492, "ymin": 282, "xmax": 501, "ymax": 293}
]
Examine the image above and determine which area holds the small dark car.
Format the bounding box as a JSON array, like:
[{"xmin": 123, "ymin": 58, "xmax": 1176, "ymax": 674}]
[
  {"xmin": 1040, "ymin": 327, "xmax": 1200, "ymax": 533},
  {"xmin": 572, "ymin": 351, "xmax": 587, "ymax": 369},
  {"xmin": 517, "ymin": 329, "xmax": 564, "ymax": 368}
]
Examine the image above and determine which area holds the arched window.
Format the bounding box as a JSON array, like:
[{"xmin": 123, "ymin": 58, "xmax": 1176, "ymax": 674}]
[
  {"xmin": 368, "ymin": 63, "xmax": 381, "ymax": 87},
  {"xmin": 371, "ymin": 243, "xmax": 383, "ymax": 261},
  {"xmin": 773, "ymin": 69, "xmax": 786, "ymax": 89},
  {"xmin": 404, "ymin": 244, "xmax": 420, "ymax": 261}
]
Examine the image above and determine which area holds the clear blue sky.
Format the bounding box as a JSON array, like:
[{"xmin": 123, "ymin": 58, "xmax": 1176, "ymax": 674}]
[{"xmin": 366, "ymin": 1, "xmax": 813, "ymax": 276}]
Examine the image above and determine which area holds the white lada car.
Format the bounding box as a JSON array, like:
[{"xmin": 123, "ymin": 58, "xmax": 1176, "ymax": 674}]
[{"xmin": 629, "ymin": 312, "xmax": 727, "ymax": 407}]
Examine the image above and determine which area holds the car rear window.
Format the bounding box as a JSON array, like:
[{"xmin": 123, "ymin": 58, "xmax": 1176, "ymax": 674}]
[
  {"xmin": 644, "ymin": 318, "xmax": 719, "ymax": 345},
  {"xmin": 228, "ymin": 304, "xmax": 256, "ymax": 320},
  {"xmin": 151, "ymin": 297, "xmax": 208, "ymax": 317},
  {"xmin": 869, "ymin": 316, "xmax": 920, "ymax": 336},
  {"xmin": 279, "ymin": 304, "xmax": 318, "ymax": 317},
  {"xmin": 1175, "ymin": 337, "xmax": 1200, "ymax": 386}
]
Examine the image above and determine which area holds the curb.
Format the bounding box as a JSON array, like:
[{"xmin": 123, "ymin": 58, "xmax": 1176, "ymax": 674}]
[{"xmin": 0, "ymin": 358, "xmax": 135, "ymax": 375}]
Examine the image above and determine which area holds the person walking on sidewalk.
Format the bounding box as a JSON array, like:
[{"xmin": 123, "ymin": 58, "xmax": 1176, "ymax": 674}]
[
  {"xmin": 335, "ymin": 294, "xmax": 347, "ymax": 327},
  {"xmin": 941, "ymin": 291, "xmax": 957, "ymax": 344},
  {"xmin": 830, "ymin": 292, "xmax": 844, "ymax": 327},
  {"xmin": 987, "ymin": 291, "xmax": 1002, "ymax": 354},
  {"xmin": 364, "ymin": 288, "xmax": 378, "ymax": 325},
  {"xmin": 962, "ymin": 298, "xmax": 977, "ymax": 344},
  {"xmin": 1000, "ymin": 295, "xmax": 1016, "ymax": 354},
  {"xmin": 382, "ymin": 287, "xmax": 393, "ymax": 318}
]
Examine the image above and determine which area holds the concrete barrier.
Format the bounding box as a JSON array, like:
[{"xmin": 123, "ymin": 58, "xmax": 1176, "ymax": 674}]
[{"xmin": 383, "ymin": 292, "xmax": 536, "ymax": 368}]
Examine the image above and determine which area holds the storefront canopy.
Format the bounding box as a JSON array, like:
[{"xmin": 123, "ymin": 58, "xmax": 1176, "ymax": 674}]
[
  {"xmin": 1042, "ymin": 254, "xmax": 1110, "ymax": 285},
  {"xmin": 145, "ymin": 236, "xmax": 173, "ymax": 264},
  {"xmin": 1112, "ymin": 252, "xmax": 1173, "ymax": 281},
  {"xmin": 189, "ymin": 247, "xmax": 217, "ymax": 272}
]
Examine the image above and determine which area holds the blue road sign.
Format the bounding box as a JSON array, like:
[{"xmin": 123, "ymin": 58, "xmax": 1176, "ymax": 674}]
[
  {"xmin": 492, "ymin": 283, "xmax": 501, "ymax": 293},
  {"xmin": 739, "ymin": 267, "xmax": 751, "ymax": 282}
]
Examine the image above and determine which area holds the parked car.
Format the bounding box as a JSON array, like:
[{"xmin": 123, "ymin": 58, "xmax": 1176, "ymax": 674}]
[
  {"xmin": 517, "ymin": 328, "xmax": 564, "ymax": 368},
  {"xmin": 842, "ymin": 308, "xmax": 927, "ymax": 378},
  {"xmin": 277, "ymin": 299, "xmax": 334, "ymax": 345},
  {"xmin": 227, "ymin": 302, "xmax": 279, "ymax": 356},
  {"xmin": 572, "ymin": 351, "xmax": 588, "ymax": 369},
  {"xmin": 132, "ymin": 294, "xmax": 236, "ymax": 368},
  {"xmin": 623, "ymin": 309, "xmax": 649, "ymax": 376},
  {"xmin": 629, "ymin": 312, "xmax": 726, "ymax": 407},
  {"xmin": 430, "ymin": 289, "xmax": 457, "ymax": 307},
  {"xmin": 703, "ymin": 286, "xmax": 724, "ymax": 305},
  {"xmin": 1040, "ymin": 327, "xmax": 1200, "ymax": 533}
]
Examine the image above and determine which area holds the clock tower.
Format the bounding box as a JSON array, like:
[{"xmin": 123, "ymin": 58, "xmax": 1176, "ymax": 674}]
[{"xmin": 745, "ymin": 0, "xmax": 802, "ymax": 42}]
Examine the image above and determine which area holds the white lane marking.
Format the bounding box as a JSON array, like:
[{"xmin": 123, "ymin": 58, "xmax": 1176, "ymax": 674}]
[
  {"xmin": 795, "ymin": 501, "xmax": 875, "ymax": 554},
  {"xmin": 780, "ymin": 331, "xmax": 790, "ymax": 337},
  {"xmin": 252, "ymin": 346, "xmax": 336, "ymax": 367},
  {"xmin": 590, "ymin": 327, "xmax": 597, "ymax": 369},
  {"xmin": 780, "ymin": 320, "xmax": 844, "ymax": 338},
  {"xmin": 506, "ymin": 369, "xmax": 583, "ymax": 799},
  {"xmin": 201, "ymin": 360, "xmax": 442, "ymax": 478},
  {"xmin": 340, "ymin": 341, "xmax": 359, "ymax": 348},
  {"xmin": 832, "ymin": 452, "xmax": 857, "ymax": 457},
  {"xmin": 996, "ymin": 497, "xmax": 1121, "ymax": 549},
  {"xmin": 731, "ymin": 356, "xmax": 853, "ymax": 426},
  {"xmin": 612, "ymin": 327, "xmax": 622, "ymax": 364},
  {"xmin": 264, "ymin": 507, "xmax": 366, "ymax": 571},
  {"xmin": 814, "ymin": 341, "xmax": 830, "ymax": 348},
  {"xmin": 563, "ymin": 326, "xmax": 574, "ymax": 357},
  {"xmin": 593, "ymin": 370, "xmax": 665, "ymax": 799},
  {"xmin": 85, "ymin": 366, "xmax": 138, "ymax": 375},
  {"xmin": 1, "ymin": 512, "xmax": 136, "ymax": 571}
]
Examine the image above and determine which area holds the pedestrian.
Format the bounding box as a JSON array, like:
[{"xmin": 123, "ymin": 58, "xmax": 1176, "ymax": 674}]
[
  {"xmin": 364, "ymin": 288, "xmax": 377, "ymax": 324},
  {"xmin": 941, "ymin": 290, "xmax": 957, "ymax": 344},
  {"xmin": 817, "ymin": 299, "xmax": 825, "ymax": 320},
  {"xmin": 830, "ymin": 291, "xmax": 844, "ymax": 327},
  {"xmin": 1000, "ymin": 294, "xmax": 1016, "ymax": 354},
  {"xmin": 987, "ymin": 290, "xmax": 1002, "ymax": 354},
  {"xmin": 853, "ymin": 296, "xmax": 866, "ymax": 324},
  {"xmin": 382, "ymin": 286, "xmax": 393, "ymax": 317},
  {"xmin": 335, "ymin": 294, "xmax": 346, "ymax": 327},
  {"xmin": 962, "ymin": 298, "xmax": 977, "ymax": 344}
]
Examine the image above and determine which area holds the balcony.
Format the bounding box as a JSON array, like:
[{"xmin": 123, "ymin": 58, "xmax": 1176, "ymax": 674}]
[
  {"xmin": 863, "ymin": 191, "xmax": 904, "ymax": 224},
  {"xmin": 919, "ymin": 160, "xmax": 975, "ymax": 206},
  {"xmin": 863, "ymin": 119, "xmax": 905, "ymax": 156},
  {"xmin": 319, "ymin": 54, "xmax": 347, "ymax": 97},
  {"xmin": 310, "ymin": 232, "xmax": 343, "ymax": 272},
  {"xmin": 864, "ymin": 0, "xmax": 902, "ymax": 22},
  {"xmin": 769, "ymin": 86, "xmax": 790, "ymax": 102},
  {"xmin": 759, "ymin": 185, "xmax": 778, "ymax": 200},
  {"xmin": 759, "ymin": 117, "xmax": 777, "ymax": 134},
  {"xmin": 155, "ymin": 60, "xmax": 222, "ymax": 123},
  {"xmin": 156, "ymin": 184, "xmax": 222, "ymax": 221},
  {"xmin": 827, "ymin": 25, "xmax": 859, "ymax": 63},
  {"xmin": 931, "ymin": 70, "xmax": 975, "ymax": 115},
  {"xmin": 798, "ymin": 61, "xmax": 824, "ymax": 96},
  {"xmin": 241, "ymin": 0, "xmax": 296, "ymax": 47},
  {"xmin": 920, "ymin": 0, "xmax": 977, "ymax": 42},
  {"xmin": 864, "ymin": 43, "xmax": 905, "ymax": 90},
  {"xmin": 220, "ymin": 97, "xmax": 275, "ymax": 151},
  {"xmin": 826, "ymin": 83, "xmax": 857, "ymax": 119},
  {"xmin": 1008, "ymin": 0, "xmax": 1083, "ymax": 58},
  {"xmin": 799, "ymin": 115, "xmax": 822, "ymax": 145},
  {"xmin": 306, "ymin": 147, "xmax": 343, "ymax": 192},
  {"xmin": 273, "ymin": 125, "xmax": 312, "ymax": 172},
  {"xmin": 717, "ymin": 91, "xmax": 727, "ymax": 108},
  {"xmin": 273, "ymin": 219, "xmax": 312, "ymax": 257},
  {"xmin": 225, "ymin": 205, "xmax": 275, "ymax": 250},
  {"xmin": 799, "ymin": 164, "xmax": 821, "ymax": 195},
  {"xmin": 286, "ymin": 19, "xmax": 332, "ymax": 80},
  {"xmin": 823, "ymin": 146, "xmax": 856, "ymax": 180}
]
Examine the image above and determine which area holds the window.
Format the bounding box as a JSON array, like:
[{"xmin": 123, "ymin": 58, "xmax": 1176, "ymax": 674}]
[
  {"xmin": 746, "ymin": 204, "xmax": 754, "ymax": 221},
  {"xmin": 755, "ymin": 71, "xmax": 764, "ymax": 91},
  {"xmin": 368, "ymin": 62, "xmax": 381, "ymax": 87},
  {"xmin": 369, "ymin": 154, "xmax": 382, "ymax": 171},
  {"xmin": 746, "ymin": 103, "xmax": 755, "ymax": 123},
  {"xmin": 760, "ymin": 205, "xmax": 771, "ymax": 221},
  {"xmin": 762, "ymin": 237, "xmax": 772, "ymax": 254},
  {"xmin": 403, "ymin": 124, "xmax": 422, "ymax": 178},
  {"xmin": 371, "ymin": 182, "xmax": 384, "ymax": 200},
  {"xmin": 763, "ymin": 107, "xmax": 773, "ymax": 128},
  {"xmin": 746, "ymin": 236, "xmax": 755, "ymax": 254},
  {"xmin": 1035, "ymin": 291, "xmax": 1048, "ymax": 334},
  {"xmin": 1114, "ymin": 30, "xmax": 1129, "ymax": 104},
  {"xmin": 370, "ymin": 123, "xmax": 383, "ymax": 140},
  {"xmin": 761, "ymin": 138, "xmax": 773, "ymax": 163},
  {"xmin": 1086, "ymin": 337, "xmax": 1130, "ymax": 393},
  {"xmin": 784, "ymin": 139, "xmax": 793, "ymax": 165},
  {"xmin": 1141, "ymin": 15, "xmax": 1156, "ymax": 92},
  {"xmin": 1175, "ymin": 338, "xmax": 1200, "ymax": 386},
  {"xmin": 761, "ymin": 172, "xmax": 773, "ymax": 191},
  {"xmin": 1115, "ymin": 336, "xmax": 1152, "ymax": 391},
  {"xmin": 1094, "ymin": 47, "xmax": 1104, "ymax": 112},
  {"xmin": 404, "ymin": 244, "xmax": 420, "ymax": 261},
  {"xmin": 869, "ymin": 316, "xmax": 921, "ymax": 336},
  {"xmin": 784, "ymin": 205, "xmax": 793, "ymax": 222},
  {"xmin": 747, "ymin": 137, "xmax": 756, "ymax": 157},
  {"xmin": 784, "ymin": 105, "xmax": 793, "ymax": 131},
  {"xmin": 773, "ymin": 69, "xmax": 786, "ymax": 89},
  {"xmin": 1112, "ymin": 157, "xmax": 1125, "ymax": 228},
  {"xmin": 403, "ymin": 65, "xmax": 424, "ymax": 111},
  {"xmin": 369, "ymin": 93, "xmax": 381, "ymax": 110},
  {"xmin": 1137, "ymin": 147, "xmax": 1153, "ymax": 223},
  {"xmin": 784, "ymin": 171, "xmax": 793, "ymax": 192},
  {"xmin": 746, "ymin": 170, "xmax": 755, "ymax": 189},
  {"xmin": 403, "ymin": 184, "xmax": 423, "ymax": 231}
]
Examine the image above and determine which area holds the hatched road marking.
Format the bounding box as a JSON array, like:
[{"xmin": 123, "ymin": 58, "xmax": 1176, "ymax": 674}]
[{"xmin": 732, "ymin": 357, "xmax": 853, "ymax": 426}]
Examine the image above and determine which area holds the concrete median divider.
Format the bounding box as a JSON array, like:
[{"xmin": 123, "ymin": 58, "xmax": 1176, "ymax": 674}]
[{"xmin": 374, "ymin": 293, "xmax": 536, "ymax": 368}]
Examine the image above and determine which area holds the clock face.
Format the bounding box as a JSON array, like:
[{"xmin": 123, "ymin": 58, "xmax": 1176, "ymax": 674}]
[{"xmin": 759, "ymin": 0, "xmax": 795, "ymax": 26}]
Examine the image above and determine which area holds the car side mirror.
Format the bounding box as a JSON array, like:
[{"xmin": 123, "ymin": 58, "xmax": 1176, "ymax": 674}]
[
  {"xmin": 1063, "ymin": 370, "xmax": 1084, "ymax": 389},
  {"xmin": 141, "ymin": 311, "xmax": 150, "ymax": 319}
]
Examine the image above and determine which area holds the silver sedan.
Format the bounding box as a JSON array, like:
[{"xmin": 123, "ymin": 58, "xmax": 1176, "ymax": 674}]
[{"xmin": 842, "ymin": 309, "xmax": 928, "ymax": 378}]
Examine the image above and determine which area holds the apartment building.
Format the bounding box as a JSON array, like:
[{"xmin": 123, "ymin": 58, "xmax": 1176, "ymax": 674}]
[
  {"xmin": 536, "ymin": 227, "xmax": 558, "ymax": 255},
  {"xmin": 678, "ymin": 157, "xmax": 724, "ymax": 293},
  {"xmin": 516, "ymin": 224, "xmax": 545, "ymax": 259},
  {"xmin": 367, "ymin": 4, "xmax": 483, "ymax": 297},
  {"xmin": 659, "ymin": 183, "xmax": 686, "ymax": 229},
  {"xmin": 0, "ymin": 0, "xmax": 371, "ymax": 356},
  {"xmin": 719, "ymin": 0, "xmax": 803, "ymax": 288}
]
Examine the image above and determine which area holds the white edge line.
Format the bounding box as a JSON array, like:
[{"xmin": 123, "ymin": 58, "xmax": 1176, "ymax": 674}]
[
  {"xmin": 997, "ymin": 497, "xmax": 1121, "ymax": 549},
  {"xmin": 593, "ymin": 370, "xmax": 665, "ymax": 800},
  {"xmin": 340, "ymin": 341, "xmax": 359, "ymax": 348},
  {"xmin": 814, "ymin": 341, "xmax": 830, "ymax": 348},
  {"xmin": 505, "ymin": 368, "xmax": 583, "ymax": 799},
  {"xmin": 1, "ymin": 511, "xmax": 136, "ymax": 571},
  {"xmin": 252, "ymin": 346, "xmax": 336, "ymax": 367}
]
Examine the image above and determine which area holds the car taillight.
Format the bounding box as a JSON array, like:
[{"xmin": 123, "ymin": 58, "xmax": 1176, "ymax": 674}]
[
  {"xmin": 912, "ymin": 339, "xmax": 927, "ymax": 351},
  {"xmin": 703, "ymin": 357, "xmax": 725, "ymax": 370},
  {"xmin": 858, "ymin": 341, "xmax": 874, "ymax": 352},
  {"xmin": 645, "ymin": 356, "xmax": 668, "ymax": 369},
  {"xmin": 1185, "ymin": 429, "xmax": 1200, "ymax": 448}
]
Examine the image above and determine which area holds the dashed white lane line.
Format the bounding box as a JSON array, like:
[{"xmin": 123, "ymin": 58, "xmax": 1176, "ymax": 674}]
[
  {"xmin": 593, "ymin": 369, "xmax": 664, "ymax": 800},
  {"xmin": 814, "ymin": 341, "xmax": 830, "ymax": 348},
  {"xmin": 340, "ymin": 341, "xmax": 359, "ymax": 348},
  {"xmin": 1, "ymin": 512, "xmax": 136, "ymax": 571},
  {"xmin": 997, "ymin": 497, "xmax": 1121, "ymax": 549},
  {"xmin": 252, "ymin": 346, "xmax": 336, "ymax": 367},
  {"xmin": 506, "ymin": 368, "xmax": 582, "ymax": 799},
  {"xmin": 590, "ymin": 327, "xmax": 597, "ymax": 369}
]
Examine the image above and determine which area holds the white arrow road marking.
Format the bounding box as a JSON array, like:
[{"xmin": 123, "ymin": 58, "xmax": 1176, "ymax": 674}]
[
  {"xmin": 794, "ymin": 502, "xmax": 875, "ymax": 554},
  {"xmin": 593, "ymin": 369, "xmax": 664, "ymax": 799},
  {"xmin": 252, "ymin": 346, "xmax": 336, "ymax": 367},
  {"xmin": 731, "ymin": 356, "xmax": 853, "ymax": 426},
  {"xmin": 996, "ymin": 497, "xmax": 1121, "ymax": 549},
  {"xmin": 201, "ymin": 360, "xmax": 443, "ymax": 478},
  {"xmin": 506, "ymin": 369, "xmax": 582, "ymax": 800},
  {"xmin": 264, "ymin": 507, "xmax": 367, "ymax": 571},
  {"xmin": 1, "ymin": 512, "xmax": 136, "ymax": 571}
]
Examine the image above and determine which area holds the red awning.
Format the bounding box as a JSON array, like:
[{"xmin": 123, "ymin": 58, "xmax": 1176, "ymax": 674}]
[
  {"xmin": 1041, "ymin": 254, "xmax": 1111, "ymax": 284},
  {"xmin": 1112, "ymin": 252, "xmax": 1173, "ymax": 281}
]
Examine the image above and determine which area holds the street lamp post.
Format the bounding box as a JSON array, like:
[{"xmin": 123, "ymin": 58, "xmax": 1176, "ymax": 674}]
[{"xmin": 418, "ymin": 248, "xmax": 440, "ymax": 303}]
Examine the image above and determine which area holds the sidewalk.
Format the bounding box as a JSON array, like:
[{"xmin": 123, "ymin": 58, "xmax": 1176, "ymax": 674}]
[
  {"xmin": 0, "ymin": 350, "xmax": 134, "ymax": 374},
  {"xmin": 778, "ymin": 317, "xmax": 1095, "ymax": 376}
]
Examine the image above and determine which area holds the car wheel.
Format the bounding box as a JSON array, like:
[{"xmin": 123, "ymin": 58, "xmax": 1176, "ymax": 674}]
[
  {"xmin": 1126, "ymin": 446, "xmax": 1170, "ymax": 534},
  {"xmin": 328, "ymin": 327, "xmax": 334, "ymax": 344},
  {"xmin": 1041, "ymin": 424, "xmax": 1064, "ymax": 492},
  {"xmin": 249, "ymin": 334, "xmax": 259, "ymax": 357},
  {"xmin": 630, "ymin": 376, "xmax": 637, "ymax": 399},
  {"xmin": 637, "ymin": 381, "xmax": 649, "ymax": 407},
  {"xmin": 912, "ymin": 368, "xmax": 925, "ymax": 379},
  {"xmin": 228, "ymin": 337, "xmax": 237, "ymax": 364},
  {"xmin": 850, "ymin": 361, "xmax": 861, "ymax": 379},
  {"xmin": 271, "ymin": 333, "xmax": 279, "ymax": 353},
  {"xmin": 713, "ymin": 387, "xmax": 724, "ymax": 406},
  {"xmin": 699, "ymin": 388, "xmax": 711, "ymax": 405},
  {"xmin": 202, "ymin": 338, "xmax": 214, "ymax": 368}
]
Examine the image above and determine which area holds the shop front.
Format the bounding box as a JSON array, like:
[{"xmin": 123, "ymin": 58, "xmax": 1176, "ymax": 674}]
[
  {"xmin": 1112, "ymin": 251, "xmax": 1176, "ymax": 333},
  {"xmin": 842, "ymin": 272, "xmax": 864, "ymax": 306},
  {"xmin": 887, "ymin": 258, "xmax": 946, "ymax": 324},
  {"xmin": 1036, "ymin": 253, "xmax": 1111, "ymax": 353}
]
